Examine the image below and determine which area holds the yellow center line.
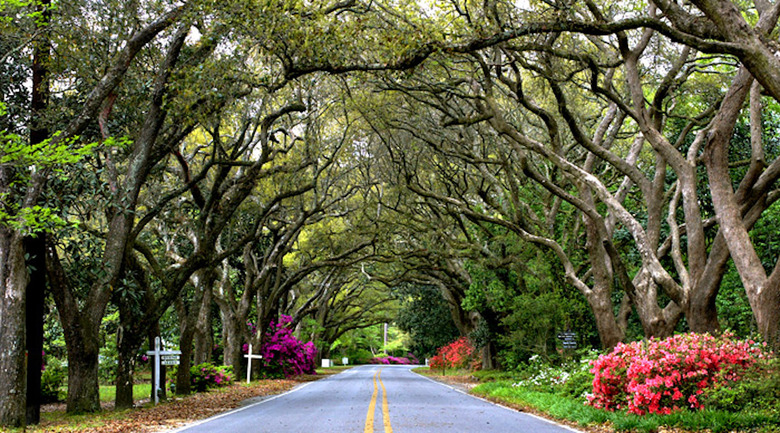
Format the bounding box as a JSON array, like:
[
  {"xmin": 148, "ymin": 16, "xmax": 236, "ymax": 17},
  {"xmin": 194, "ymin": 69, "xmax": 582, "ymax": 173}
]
[
  {"xmin": 379, "ymin": 369, "xmax": 393, "ymax": 433},
  {"xmin": 364, "ymin": 368, "xmax": 393, "ymax": 433},
  {"xmin": 364, "ymin": 369, "xmax": 379, "ymax": 433}
]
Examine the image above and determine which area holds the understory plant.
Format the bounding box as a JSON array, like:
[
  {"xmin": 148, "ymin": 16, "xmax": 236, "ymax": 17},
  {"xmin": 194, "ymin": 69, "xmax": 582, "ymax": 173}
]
[
  {"xmin": 588, "ymin": 332, "xmax": 769, "ymax": 415},
  {"xmin": 513, "ymin": 351, "xmax": 597, "ymax": 399},
  {"xmin": 701, "ymin": 356, "xmax": 780, "ymax": 415},
  {"xmin": 40, "ymin": 356, "xmax": 66, "ymax": 403}
]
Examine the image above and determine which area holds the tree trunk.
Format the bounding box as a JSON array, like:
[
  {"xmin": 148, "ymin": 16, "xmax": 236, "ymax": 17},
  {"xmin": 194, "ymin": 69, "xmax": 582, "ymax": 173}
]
[
  {"xmin": 632, "ymin": 271, "xmax": 681, "ymax": 338},
  {"xmin": 47, "ymin": 241, "xmax": 102, "ymax": 413},
  {"xmin": 25, "ymin": 235, "xmax": 46, "ymax": 424},
  {"xmin": 586, "ymin": 289, "xmax": 624, "ymax": 350},
  {"xmin": 114, "ymin": 335, "xmax": 137, "ymax": 409},
  {"xmin": 0, "ymin": 232, "xmax": 28, "ymax": 427},
  {"xmin": 583, "ymin": 215, "xmax": 624, "ymax": 350},
  {"xmin": 20, "ymin": 0, "xmax": 51, "ymax": 425},
  {"xmin": 686, "ymin": 276, "xmax": 722, "ymax": 334},
  {"xmin": 193, "ymin": 273, "xmax": 214, "ymax": 365},
  {"xmin": 221, "ymin": 310, "xmax": 245, "ymax": 380},
  {"xmin": 754, "ymin": 288, "xmax": 780, "ymax": 349},
  {"xmin": 65, "ymin": 338, "xmax": 101, "ymax": 413},
  {"xmin": 114, "ymin": 302, "xmax": 144, "ymax": 410},
  {"xmin": 480, "ymin": 342, "xmax": 496, "ymax": 370},
  {"xmin": 176, "ymin": 322, "xmax": 195, "ymax": 395},
  {"xmin": 703, "ymin": 68, "xmax": 780, "ymax": 349}
]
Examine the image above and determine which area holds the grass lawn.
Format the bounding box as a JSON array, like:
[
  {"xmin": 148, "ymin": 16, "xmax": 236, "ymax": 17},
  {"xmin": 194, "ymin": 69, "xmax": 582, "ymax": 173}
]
[{"xmin": 98, "ymin": 383, "xmax": 152, "ymax": 403}]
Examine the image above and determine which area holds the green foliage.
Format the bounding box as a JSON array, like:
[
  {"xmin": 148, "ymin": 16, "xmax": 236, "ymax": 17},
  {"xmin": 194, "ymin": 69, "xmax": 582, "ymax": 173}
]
[
  {"xmin": 0, "ymin": 102, "xmax": 105, "ymax": 234},
  {"xmin": 395, "ymin": 284, "xmax": 459, "ymax": 358},
  {"xmin": 332, "ymin": 326, "xmax": 383, "ymax": 363},
  {"xmin": 98, "ymin": 311, "xmax": 120, "ymax": 384},
  {"xmin": 701, "ymin": 358, "xmax": 780, "ymax": 415},
  {"xmin": 41, "ymin": 357, "xmax": 66, "ymax": 403},
  {"xmin": 460, "ymin": 235, "xmax": 599, "ymax": 368},
  {"xmin": 470, "ymin": 369, "xmax": 521, "ymax": 382},
  {"xmin": 558, "ymin": 368, "xmax": 595, "ymax": 400}
]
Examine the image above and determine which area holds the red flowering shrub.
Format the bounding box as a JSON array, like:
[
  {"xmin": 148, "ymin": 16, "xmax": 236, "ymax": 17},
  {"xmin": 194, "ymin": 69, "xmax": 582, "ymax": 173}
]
[
  {"xmin": 429, "ymin": 337, "xmax": 476, "ymax": 370},
  {"xmin": 588, "ymin": 332, "xmax": 769, "ymax": 415}
]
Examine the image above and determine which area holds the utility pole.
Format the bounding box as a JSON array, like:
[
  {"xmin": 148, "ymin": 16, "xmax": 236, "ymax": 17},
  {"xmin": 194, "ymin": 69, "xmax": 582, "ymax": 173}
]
[{"xmin": 383, "ymin": 323, "xmax": 388, "ymax": 354}]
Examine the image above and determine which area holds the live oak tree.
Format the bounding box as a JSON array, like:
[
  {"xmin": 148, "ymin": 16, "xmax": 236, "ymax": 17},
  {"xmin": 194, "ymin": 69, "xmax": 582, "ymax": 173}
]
[{"xmin": 2, "ymin": 0, "xmax": 190, "ymax": 421}]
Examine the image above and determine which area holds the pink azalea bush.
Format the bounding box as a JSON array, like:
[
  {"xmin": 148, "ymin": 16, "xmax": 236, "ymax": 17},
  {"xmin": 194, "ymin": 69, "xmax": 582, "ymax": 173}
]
[
  {"xmin": 190, "ymin": 362, "xmax": 233, "ymax": 392},
  {"xmin": 587, "ymin": 332, "xmax": 769, "ymax": 415},
  {"xmin": 370, "ymin": 354, "xmax": 420, "ymax": 365},
  {"xmin": 256, "ymin": 315, "xmax": 318, "ymax": 378}
]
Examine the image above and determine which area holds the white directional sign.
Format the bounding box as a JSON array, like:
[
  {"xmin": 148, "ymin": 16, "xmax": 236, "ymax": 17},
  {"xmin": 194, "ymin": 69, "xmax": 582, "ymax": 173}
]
[
  {"xmin": 161, "ymin": 354, "xmax": 180, "ymax": 366},
  {"xmin": 146, "ymin": 337, "xmax": 182, "ymax": 404}
]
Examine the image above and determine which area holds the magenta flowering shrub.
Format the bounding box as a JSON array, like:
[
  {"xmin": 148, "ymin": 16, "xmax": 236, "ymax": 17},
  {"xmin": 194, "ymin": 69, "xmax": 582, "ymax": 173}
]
[
  {"xmin": 588, "ymin": 332, "xmax": 769, "ymax": 415},
  {"xmin": 369, "ymin": 354, "xmax": 419, "ymax": 365},
  {"xmin": 258, "ymin": 315, "xmax": 318, "ymax": 378}
]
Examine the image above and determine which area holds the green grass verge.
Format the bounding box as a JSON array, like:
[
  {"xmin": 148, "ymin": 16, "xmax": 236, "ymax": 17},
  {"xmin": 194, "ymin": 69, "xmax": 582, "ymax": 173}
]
[
  {"xmin": 472, "ymin": 381, "xmax": 780, "ymax": 433},
  {"xmin": 97, "ymin": 383, "xmax": 152, "ymax": 403},
  {"xmin": 315, "ymin": 365, "xmax": 353, "ymax": 374},
  {"xmin": 412, "ymin": 366, "xmax": 473, "ymax": 377}
]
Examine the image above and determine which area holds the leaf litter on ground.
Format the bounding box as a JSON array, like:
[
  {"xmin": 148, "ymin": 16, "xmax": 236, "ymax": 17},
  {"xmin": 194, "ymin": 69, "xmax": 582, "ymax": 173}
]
[{"xmin": 10, "ymin": 373, "xmax": 332, "ymax": 433}]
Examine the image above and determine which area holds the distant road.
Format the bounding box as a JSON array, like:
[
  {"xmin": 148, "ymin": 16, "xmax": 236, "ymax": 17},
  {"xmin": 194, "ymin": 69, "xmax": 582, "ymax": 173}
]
[{"xmin": 171, "ymin": 365, "xmax": 580, "ymax": 433}]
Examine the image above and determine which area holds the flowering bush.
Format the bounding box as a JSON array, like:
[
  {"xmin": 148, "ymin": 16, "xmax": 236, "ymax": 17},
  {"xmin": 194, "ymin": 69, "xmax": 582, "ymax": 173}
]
[
  {"xmin": 370, "ymin": 354, "xmax": 419, "ymax": 365},
  {"xmin": 587, "ymin": 332, "xmax": 769, "ymax": 415},
  {"xmin": 429, "ymin": 337, "xmax": 476, "ymax": 370},
  {"xmin": 257, "ymin": 315, "xmax": 318, "ymax": 378},
  {"xmin": 510, "ymin": 352, "xmax": 598, "ymax": 399},
  {"xmin": 190, "ymin": 362, "xmax": 233, "ymax": 392}
]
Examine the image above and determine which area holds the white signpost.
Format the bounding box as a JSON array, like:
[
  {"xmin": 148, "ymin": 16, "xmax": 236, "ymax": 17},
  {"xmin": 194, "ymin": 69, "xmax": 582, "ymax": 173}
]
[
  {"xmin": 244, "ymin": 344, "xmax": 263, "ymax": 384},
  {"xmin": 146, "ymin": 337, "xmax": 181, "ymax": 405}
]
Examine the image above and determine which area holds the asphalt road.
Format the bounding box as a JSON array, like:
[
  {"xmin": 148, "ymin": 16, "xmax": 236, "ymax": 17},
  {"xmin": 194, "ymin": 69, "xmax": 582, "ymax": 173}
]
[{"xmin": 170, "ymin": 365, "xmax": 580, "ymax": 433}]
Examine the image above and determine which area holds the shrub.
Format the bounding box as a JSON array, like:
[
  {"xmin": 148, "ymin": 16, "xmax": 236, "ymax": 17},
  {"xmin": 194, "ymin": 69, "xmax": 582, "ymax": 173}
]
[
  {"xmin": 558, "ymin": 368, "xmax": 594, "ymax": 399},
  {"xmin": 510, "ymin": 352, "xmax": 597, "ymax": 399},
  {"xmin": 701, "ymin": 357, "xmax": 780, "ymax": 415},
  {"xmin": 190, "ymin": 363, "xmax": 233, "ymax": 392},
  {"xmin": 588, "ymin": 332, "xmax": 769, "ymax": 415},
  {"xmin": 41, "ymin": 357, "xmax": 66, "ymax": 403},
  {"xmin": 429, "ymin": 337, "xmax": 476, "ymax": 370},
  {"xmin": 257, "ymin": 315, "xmax": 318, "ymax": 378},
  {"xmin": 370, "ymin": 354, "xmax": 417, "ymax": 365}
]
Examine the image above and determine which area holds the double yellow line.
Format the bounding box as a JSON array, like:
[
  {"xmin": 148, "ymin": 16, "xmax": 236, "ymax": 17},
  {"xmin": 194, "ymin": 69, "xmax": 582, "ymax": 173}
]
[{"xmin": 364, "ymin": 368, "xmax": 392, "ymax": 433}]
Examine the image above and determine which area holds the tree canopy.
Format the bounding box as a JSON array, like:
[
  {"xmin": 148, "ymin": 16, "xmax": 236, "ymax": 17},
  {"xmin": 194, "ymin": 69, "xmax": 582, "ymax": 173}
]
[{"xmin": 3, "ymin": 0, "xmax": 780, "ymax": 426}]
